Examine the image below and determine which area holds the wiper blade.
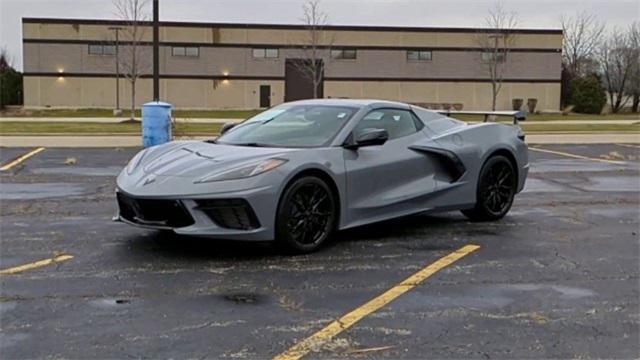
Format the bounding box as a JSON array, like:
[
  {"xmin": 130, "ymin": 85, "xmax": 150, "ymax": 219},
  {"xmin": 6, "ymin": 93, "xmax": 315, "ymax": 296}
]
[{"xmin": 232, "ymin": 142, "xmax": 270, "ymax": 147}]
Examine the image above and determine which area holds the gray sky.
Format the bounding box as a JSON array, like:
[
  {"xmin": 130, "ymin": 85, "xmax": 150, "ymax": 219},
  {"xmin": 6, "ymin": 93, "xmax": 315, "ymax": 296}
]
[{"xmin": 1, "ymin": 0, "xmax": 638, "ymax": 70}]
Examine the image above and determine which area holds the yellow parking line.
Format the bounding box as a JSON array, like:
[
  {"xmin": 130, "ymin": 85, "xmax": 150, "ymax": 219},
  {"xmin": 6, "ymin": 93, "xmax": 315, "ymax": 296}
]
[
  {"xmin": 273, "ymin": 244, "xmax": 481, "ymax": 360},
  {"xmin": 530, "ymin": 147, "xmax": 626, "ymax": 165},
  {"xmin": 0, "ymin": 254, "xmax": 73, "ymax": 275},
  {"xmin": 0, "ymin": 147, "xmax": 46, "ymax": 171}
]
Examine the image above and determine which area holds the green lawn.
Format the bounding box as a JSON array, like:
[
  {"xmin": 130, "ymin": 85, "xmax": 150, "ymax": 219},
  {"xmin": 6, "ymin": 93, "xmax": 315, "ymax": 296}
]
[
  {"xmin": 1, "ymin": 108, "xmax": 261, "ymax": 119},
  {"xmin": 2, "ymin": 108, "xmax": 638, "ymax": 121},
  {"xmin": 0, "ymin": 122, "xmax": 222, "ymax": 135},
  {"xmin": 0, "ymin": 120, "xmax": 637, "ymax": 135}
]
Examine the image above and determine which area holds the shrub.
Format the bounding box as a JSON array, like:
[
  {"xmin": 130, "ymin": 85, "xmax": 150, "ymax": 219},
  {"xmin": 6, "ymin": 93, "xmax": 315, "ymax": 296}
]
[
  {"xmin": 570, "ymin": 75, "xmax": 607, "ymax": 114},
  {"xmin": 0, "ymin": 55, "xmax": 23, "ymax": 109}
]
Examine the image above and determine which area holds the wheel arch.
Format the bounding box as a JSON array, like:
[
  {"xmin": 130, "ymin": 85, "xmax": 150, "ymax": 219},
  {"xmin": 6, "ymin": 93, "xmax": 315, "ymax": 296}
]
[
  {"xmin": 278, "ymin": 167, "xmax": 342, "ymax": 229},
  {"xmin": 484, "ymin": 148, "xmax": 519, "ymax": 187}
]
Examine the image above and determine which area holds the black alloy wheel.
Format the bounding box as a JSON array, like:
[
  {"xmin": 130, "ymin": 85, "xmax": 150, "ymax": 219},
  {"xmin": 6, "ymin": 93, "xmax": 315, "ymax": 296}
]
[
  {"xmin": 276, "ymin": 176, "xmax": 337, "ymax": 253},
  {"xmin": 462, "ymin": 155, "xmax": 516, "ymax": 221}
]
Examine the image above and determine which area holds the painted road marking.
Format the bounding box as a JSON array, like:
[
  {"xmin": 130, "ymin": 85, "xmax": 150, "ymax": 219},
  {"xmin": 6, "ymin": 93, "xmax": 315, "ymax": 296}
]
[
  {"xmin": 530, "ymin": 147, "xmax": 626, "ymax": 165},
  {"xmin": 0, "ymin": 254, "xmax": 73, "ymax": 275},
  {"xmin": 0, "ymin": 147, "xmax": 46, "ymax": 171},
  {"xmin": 273, "ymin": 244, "xmax": 481, "ymax": 360}
]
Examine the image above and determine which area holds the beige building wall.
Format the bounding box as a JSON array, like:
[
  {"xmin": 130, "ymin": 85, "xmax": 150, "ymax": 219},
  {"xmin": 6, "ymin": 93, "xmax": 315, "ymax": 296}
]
[
  {"xmin": 22, "ymin": 19, "xmax": 562, "ymax": 110},
  {"xmin": 325, "ymin": 81, "xmax": 561, "ymax": 111},
  {"xmin": 24, "ymin": 76, "xmax": 285, "ymax": 109},
  {"xmin": 23, "ymin": 43, "xmax": 561, "ymax": 81},
  {"xmin": 24, "ymin": 22, "xmax": 563, "ymax": 49}
]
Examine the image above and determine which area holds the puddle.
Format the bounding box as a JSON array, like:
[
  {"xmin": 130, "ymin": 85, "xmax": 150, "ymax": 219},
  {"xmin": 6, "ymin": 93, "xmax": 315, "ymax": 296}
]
[
  {"xmin": 0, "ymin": 333, "xmax": 30, "ymax": 349},
  {"xmin": 581, "ymin": 176, "xmax": 640, "ymax": 192},
  {"xmin": 223, "ymin": 293, "xmax": 264, "ymax": 305},
  {"xmin": 0, "ymin": 183, "xmax": 86, "ymax": 200},
  {"xmin": 522, "ymin": 178, "xmax": 569, "ymax": 193},
  {"xmin": 89, "ymin": 298, "xmax": 133, "ymax": 308},
  {"xmin": 586, "ymin": 207, "xmax": 639, "ymax": 218},
  {"xmin": 530, "ymin": 159, "xmax": 630, "ymax": 173},
  {"xmin": 30, "ymin": 166, "xmax": 122, "ymax": 177},
  {"xmin": 507, "ymin": 284, "xmax": 595, "ymax": 299},
  {"xmin": 400, "ymin": 283, "xmax": 595, "ymax": 311}
]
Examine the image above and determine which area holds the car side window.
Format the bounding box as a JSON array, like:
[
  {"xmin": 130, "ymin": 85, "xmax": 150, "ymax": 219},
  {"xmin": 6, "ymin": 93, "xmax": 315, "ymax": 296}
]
[{"xmin": 354, "ymin": 109, "xmax": 422, "ymax": 140}]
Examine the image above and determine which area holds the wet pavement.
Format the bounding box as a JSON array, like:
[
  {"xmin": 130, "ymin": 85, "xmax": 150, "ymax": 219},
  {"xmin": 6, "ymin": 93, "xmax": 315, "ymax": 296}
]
[{"xmin": 0, "ymin": 144, "xmax": 639, "ymax": 359}]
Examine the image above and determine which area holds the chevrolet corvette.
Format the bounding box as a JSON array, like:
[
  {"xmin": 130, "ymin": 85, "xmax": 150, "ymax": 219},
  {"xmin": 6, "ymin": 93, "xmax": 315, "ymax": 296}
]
[{"xmin": 115, "ymin": 99, "xmax": 528, "ymax": 253}]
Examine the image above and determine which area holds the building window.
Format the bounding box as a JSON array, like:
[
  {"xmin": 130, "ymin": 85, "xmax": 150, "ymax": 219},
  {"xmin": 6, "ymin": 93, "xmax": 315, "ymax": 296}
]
[
  {"xmin": 407, "ymin": 50, "xmax": 432, "ymax": 61},
  {"xmin": 331, "ymin": 49, "xmax": 357, "ymax": 60},
  {"xmin": 481, "ymin": 51, "xmax": 506, "ymax": 63},
  {"xmin": 172, "ymin": 46, "xmax": 199, "ymax": 57},
  {"xmin": 252, "ymin": 48, "xmax": 279, "ymax": 58},
  {"xmin": 88, "ymin": 44, "xmax": 116, "ymax": 55}
]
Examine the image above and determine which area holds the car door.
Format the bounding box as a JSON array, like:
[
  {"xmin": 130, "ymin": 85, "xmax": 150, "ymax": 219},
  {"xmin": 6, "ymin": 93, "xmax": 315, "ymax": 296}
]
[{"xmin": 343, "ymin": 108, "xmax": 438, "ymax": 225}]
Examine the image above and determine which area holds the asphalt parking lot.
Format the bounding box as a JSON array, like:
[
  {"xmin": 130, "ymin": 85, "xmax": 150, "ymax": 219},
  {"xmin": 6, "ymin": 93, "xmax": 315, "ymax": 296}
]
[{"xmin": 1, "ymin": 143, "xmax": 639, "ymax": 359}]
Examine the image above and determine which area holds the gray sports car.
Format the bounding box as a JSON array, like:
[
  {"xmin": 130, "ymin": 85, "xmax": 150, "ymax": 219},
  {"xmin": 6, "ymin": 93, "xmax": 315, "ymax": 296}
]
[{"xmin": 115, "ymin": 99, "xmax": 528, "ymax": 253}]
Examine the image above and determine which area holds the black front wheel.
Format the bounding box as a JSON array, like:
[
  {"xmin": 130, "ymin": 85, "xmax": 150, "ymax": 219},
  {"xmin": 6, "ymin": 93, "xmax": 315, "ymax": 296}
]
[
  {"xmin": 275, "ymin": 176, "xmax": 337, "ymax": 254},
  {"xmin": 462, "ymin": 155, "xmax": 516, "ymax": 221}
]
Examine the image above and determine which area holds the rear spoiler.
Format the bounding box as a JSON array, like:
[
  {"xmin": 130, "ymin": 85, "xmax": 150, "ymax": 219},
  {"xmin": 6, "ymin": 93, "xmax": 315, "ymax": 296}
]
[{"xmin": 436, "ymin": 110, "xmax": 527, "ymax": 124}]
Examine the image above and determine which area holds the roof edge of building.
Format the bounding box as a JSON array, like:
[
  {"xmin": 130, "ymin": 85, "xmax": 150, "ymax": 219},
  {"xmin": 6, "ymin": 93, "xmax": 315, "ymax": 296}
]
[{"xmin": 21, "ymin": 17, "xmax": 563, "ymax": 35}]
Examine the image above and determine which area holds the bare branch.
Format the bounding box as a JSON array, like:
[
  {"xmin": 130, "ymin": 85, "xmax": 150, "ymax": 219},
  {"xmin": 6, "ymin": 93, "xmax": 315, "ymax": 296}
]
[
  {"xmin": 598, "ymin": 26, "xmax": 635, "ymax": 113},
  {"xmin": 475, "ymin": 1, "xmax": 519, "ymax": 111},
  {"xmin": 112, "ymin": 0, "xmax": 150, "ymax": 118},
  {"xmin": 560, "ymin": 11, "xmax": 605, "ymax": 77},
  {"xmin": 293, "ymin": 0, "xmax": 332, "ymax": 99}
]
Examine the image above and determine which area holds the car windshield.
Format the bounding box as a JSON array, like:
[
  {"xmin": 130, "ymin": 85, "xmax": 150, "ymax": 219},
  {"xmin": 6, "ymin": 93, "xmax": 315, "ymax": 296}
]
[{"xmin": 215, "ymin": 105, "xmax": 358, "ymax": 147}]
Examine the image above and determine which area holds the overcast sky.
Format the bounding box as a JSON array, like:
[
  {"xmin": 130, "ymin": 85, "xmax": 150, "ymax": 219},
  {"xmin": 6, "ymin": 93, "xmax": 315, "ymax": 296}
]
[{"xmin": 1, "ymin": 0, "xmax": 638, "ymax": 70}]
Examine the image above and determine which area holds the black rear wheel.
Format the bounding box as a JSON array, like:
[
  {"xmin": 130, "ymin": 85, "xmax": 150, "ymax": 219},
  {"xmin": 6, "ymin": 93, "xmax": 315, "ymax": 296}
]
[
  {"xmin": 462, "ymin": 155, "xmax": 516, "ymax": 221},
  {"xmin": 275, "ymin": 176, "xmax": 337, "ymax": 253}
]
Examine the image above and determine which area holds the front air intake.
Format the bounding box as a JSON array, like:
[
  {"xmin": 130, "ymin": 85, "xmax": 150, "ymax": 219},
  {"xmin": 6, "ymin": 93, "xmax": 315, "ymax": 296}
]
[{"xmin": 195, "ymin": 199, "xmax": 261, "ymax": 230}]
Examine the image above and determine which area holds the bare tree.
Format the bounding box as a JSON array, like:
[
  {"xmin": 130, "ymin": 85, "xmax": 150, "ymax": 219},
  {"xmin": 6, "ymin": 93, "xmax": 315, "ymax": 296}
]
[
  {"xmin": 113, "ymin": 0, "xmax": 150, "ymax": 120},
  {"xmin": 294, "ymin": 0, "xmax": 333, "ymax": 99},
  {"xmin": 598, "ymin": 27, "xmax": 635, "ymax": 113},
  {"xmin": 561, "ymin": 12, "xmax": 605, "ymax": 77},
  {"xmin": 626, "ymin": 22, "xmax": 640, "ymax": 113},
  {"xmin": 475, "ymin": 2, "xmax": 519, "ymax": 111}
]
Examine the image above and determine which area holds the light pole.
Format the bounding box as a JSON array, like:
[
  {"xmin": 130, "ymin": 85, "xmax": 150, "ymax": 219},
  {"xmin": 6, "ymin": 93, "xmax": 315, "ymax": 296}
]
[
  {"xmin": 152, "ymin": 0, "xmax": 159, "ymax": 101},
  {"xmin": 108, "ymin": 26, "xmax": 123, "ymax": 112}
]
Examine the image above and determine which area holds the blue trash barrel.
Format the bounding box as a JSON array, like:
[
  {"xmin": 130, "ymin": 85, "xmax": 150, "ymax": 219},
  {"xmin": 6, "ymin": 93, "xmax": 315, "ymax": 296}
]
[{"xmin": 142, "ymin": 101, "xmax": 172, "ymax": 147}]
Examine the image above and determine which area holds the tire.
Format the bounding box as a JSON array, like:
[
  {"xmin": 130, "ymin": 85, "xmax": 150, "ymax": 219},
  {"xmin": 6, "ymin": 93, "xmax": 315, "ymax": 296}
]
[
  {"xmin": 275, "ymin": 176, "xmax": 337, "ymax": 254},
  {"xmin": 461, "ymin": 155, "xmax": 517, "ymax": 221}
]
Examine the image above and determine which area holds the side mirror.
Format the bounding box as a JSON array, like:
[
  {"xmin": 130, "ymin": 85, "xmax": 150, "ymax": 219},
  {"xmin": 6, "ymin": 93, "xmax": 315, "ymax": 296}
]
[
  {"xmin": 220, "ymin": 122, "xmax": 237, "ymax": 135},
  {"xmin": 344, "ymin": 128, "xmax": 389, "ymax": 149}
]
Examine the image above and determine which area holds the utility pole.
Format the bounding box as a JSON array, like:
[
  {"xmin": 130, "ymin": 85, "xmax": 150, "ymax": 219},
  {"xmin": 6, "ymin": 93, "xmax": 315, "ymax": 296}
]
[
  {"xmin": 152, "ymin": 0, "xmax": 159, "ymax": 101},
  {"xmin": 108, "ymin": 26, "xmax": 123, "ymax": 111}
]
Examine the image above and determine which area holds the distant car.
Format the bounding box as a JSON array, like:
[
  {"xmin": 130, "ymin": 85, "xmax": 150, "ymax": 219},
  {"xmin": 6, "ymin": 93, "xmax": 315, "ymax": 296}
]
[{"xmin": 115, "ymin": 99, "xmax": 528, "ymax": 253}]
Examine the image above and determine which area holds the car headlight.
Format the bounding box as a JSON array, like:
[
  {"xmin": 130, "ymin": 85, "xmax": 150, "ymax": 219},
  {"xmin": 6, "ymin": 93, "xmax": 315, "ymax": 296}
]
[
  {"xmin": 195, "ymin": 158, "xmax": 288, "ymax": 183},
  {"xmin": 126, "ymin": 149, "xmax": 148, "ymax": 174}
]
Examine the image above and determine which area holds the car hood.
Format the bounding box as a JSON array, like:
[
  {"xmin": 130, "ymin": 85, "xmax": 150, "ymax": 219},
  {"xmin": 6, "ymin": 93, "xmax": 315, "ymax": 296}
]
[{"xmin": 139, "ymin": 140, "xmax": 297, "ymax": 177}]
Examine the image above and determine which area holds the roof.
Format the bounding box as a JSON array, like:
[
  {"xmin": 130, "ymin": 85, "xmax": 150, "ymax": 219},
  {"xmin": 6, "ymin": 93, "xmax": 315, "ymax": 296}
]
[
  {"xmin": 286, "ymin": 98, "xmax": 412, "ymax": 109},
  {"xmin": 21, "ymin": 17, "xmax": 563, "ymax": 35}
]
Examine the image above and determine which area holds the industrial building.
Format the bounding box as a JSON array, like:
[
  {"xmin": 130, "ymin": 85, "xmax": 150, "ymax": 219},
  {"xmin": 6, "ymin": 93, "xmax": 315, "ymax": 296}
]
[{"xmin": 22, "ymin": 18, "xmax": 563, "ymax": 110}]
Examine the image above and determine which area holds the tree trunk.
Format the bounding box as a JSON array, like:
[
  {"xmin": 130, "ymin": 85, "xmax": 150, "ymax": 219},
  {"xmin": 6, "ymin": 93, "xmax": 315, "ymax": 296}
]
[
  {"xmin": 613, "ymin": 96, "xmax": 621, "ymax": 113},
  {"xmin": 130, "ymin": 80, "xmax": 136, "ymax": 120},
  {"xmin": 312, "ymin": 77, "xmax": 318, "ymax": 98},
  {"xmin": 632, "ymin": 94, "xmax": 639, "ymax": 113},
  {"xmin": 491, "ymin": 82, "xmax": 498, "ymax": 112}
]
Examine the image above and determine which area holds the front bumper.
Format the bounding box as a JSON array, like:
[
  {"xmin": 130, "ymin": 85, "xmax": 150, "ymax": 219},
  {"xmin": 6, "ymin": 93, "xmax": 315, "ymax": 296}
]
[{"xmin": 113, "ymin": 185, "xmax": 279, "ymax": 241}]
